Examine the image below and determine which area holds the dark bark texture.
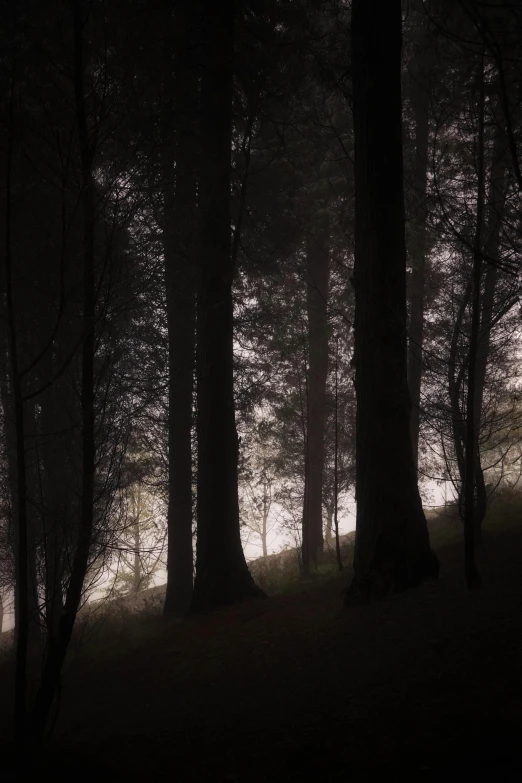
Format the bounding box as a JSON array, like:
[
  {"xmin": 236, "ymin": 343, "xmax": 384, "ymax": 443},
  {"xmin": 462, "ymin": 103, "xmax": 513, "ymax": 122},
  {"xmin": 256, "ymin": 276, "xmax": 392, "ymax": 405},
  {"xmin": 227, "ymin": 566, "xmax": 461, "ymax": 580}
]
[
  {"xmin": 472, "ymin": 119, "xmax": 508, "ymax": 539},
  {"xmin": 4, "ymin": 49, "xmax": 31, "ymax": 749},
  {"xmin": 191, "ymin": 0, "xmax": 262, "ymax": 612},
  {"xmin": 463, "ymin": 51, "xmax": 487, "ymax": 589},
  {"xmin": 302, "ymin": 225, "xmax": 329, "ymax": 573},
  {"xmin": 163, "ymin": 0, "xmax": 198, "ymax": 618},
  {"xmin": 407, "ymin": 13, "xmax": 431, "ymax": 472},
  {"xmin": 349, "ymin": 0, "xmax": 438, "ymax": 600}
]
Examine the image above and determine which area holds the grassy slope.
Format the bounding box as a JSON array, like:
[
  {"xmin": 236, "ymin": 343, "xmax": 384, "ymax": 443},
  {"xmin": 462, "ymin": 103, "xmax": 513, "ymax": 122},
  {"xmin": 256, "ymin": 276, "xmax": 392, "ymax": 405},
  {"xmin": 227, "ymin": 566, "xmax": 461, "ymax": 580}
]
[{"xmin": 1, "ymin": 494, "xmax": 522, "ymax": 781}]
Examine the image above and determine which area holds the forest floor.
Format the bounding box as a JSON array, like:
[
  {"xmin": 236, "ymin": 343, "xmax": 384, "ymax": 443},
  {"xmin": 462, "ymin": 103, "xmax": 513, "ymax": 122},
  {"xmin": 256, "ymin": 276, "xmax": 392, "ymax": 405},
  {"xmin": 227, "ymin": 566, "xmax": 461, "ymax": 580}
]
[{"xmin": 1, "ymin": 505, "xmax": 522, "ymax": 781}]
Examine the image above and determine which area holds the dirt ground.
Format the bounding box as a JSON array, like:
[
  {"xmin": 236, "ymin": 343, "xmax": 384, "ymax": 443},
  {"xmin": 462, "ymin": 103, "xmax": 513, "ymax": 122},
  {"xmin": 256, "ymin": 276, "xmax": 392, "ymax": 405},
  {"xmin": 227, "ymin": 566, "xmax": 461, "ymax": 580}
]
[{"xmin": 1, "ymin": 517, "xmax": 522, "ymax": 781}]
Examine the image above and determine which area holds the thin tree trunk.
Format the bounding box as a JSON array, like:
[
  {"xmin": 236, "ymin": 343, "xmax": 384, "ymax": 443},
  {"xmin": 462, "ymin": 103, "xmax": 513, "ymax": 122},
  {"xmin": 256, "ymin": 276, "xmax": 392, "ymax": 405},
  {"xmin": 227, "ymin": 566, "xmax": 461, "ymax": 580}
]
[
  {"xmin": 407, "ymin": 18, "xmax": 431, "ymax": 472},
  {"xmin": 162, "ymin": 0, "xmax": 198, "ymax": 618},
  {"xmin": 333, "ymin": 335, "xmax": 343, "ymax": 572},
  {"xmin": 28, "ymin": 0, "xmax": 97, "ymax": 740},
  {"xmin": 448, "ymin": 279, "xmax": 472, "ymax": 517},
  {"xmin": 348, "ymin": 0, "xmax": 438, "ymax": 600},
  {"xmin": 302, "ymin": 224, "xmax": 329, "ymax": 573},
  {"xmin": 261, "ymin": 479, "xmax": 269, "ymax": 558},
  {"xmin": 133, "ymin": 514, "xmax": 141, "ymax": 593},
  {"xmin": 471, "ymin": 118, "xmax": 508, "ymax": 540},
  {"xmin": 191, "ymin": 0, "xmax": 263, "ymax": 612},
  {"xmin": 463, "ymin": 50, "xmax": 486, "ymax": 590},
  {"xmin": 24, "ymin": 400, "xmax": 42, "ymax": 654},
  {"xmin": 0, "ymin": 345, "xmax": 33, "ymax": 646},
  {"xmin": 40, "ymin": 361, "xmax": 65, "ymax": 642}
]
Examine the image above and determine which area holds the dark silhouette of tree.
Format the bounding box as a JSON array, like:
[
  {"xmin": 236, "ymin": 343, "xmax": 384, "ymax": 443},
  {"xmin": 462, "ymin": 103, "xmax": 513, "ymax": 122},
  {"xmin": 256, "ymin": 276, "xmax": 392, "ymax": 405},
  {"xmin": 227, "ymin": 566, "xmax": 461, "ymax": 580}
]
[
  {"xmin": 302, "ymin": 222, "xmax": 330, "ymax": 573},
  {"xmin": 3, "ymin": 33, "xmax": 30, "ymax": 747},
  {"xmin": 462, "ymin": 37, "xmax": 486, "ymax": 589},
  {"xmin": 191, "ymin": 0, "xmax": 263, "ymax": 612},
  {"xmin": 162, "ymin": 0, "xmax": 198, "ymax": 618},
  {"xmin": 27, "ymin": 0, "xmax": 97, "ymax": 741},
  {"xmin": 406, "ymin": 4, "xmax": 434, "ymax": 472},
  {"xmin": 418, "ymin": 0, "xmax": 520, "ymax": 565},
  {"xmin": 348, "ymin": 0, "xmax": 439, "ymax": 599},
  {"xmin": 0, "ymin": 0, "xmax": 151, "ymax": 743}
]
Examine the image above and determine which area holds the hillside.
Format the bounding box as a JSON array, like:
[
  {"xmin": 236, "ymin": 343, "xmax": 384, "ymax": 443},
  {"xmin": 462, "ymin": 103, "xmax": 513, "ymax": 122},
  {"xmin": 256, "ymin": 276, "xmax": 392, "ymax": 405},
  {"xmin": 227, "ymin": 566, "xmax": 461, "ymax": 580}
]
[
  {"xmin": 0, "ymin": 513, "xmax": 458, "ymax": 649},
  {"xmin": 1, "ymin": 501, "xmax": 522, "ymax": 781},
  {"xmin": 0, "ymin": 531, "xmax": 356, "ymax": 649}
]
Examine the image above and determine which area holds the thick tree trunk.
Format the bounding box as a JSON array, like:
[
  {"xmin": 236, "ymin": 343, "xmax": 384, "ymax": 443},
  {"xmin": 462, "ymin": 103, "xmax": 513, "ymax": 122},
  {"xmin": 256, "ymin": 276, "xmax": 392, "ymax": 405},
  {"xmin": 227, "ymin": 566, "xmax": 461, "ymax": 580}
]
[
  {"xmin": 302, "ymin": 225, "xmax": 329, "ymax": 573},
  {"xmin": 407, "ymin": 20, "xmax": 431, "ymax": 472},
  {"xmin": 191, "ymin": 0, "xmax": 262, "ymax": 612},
  {"xmin": 0, "ymin": 360, "xmax": 23, "ymax": 630},
  {"xmin": 348, "ymin": 0, "xmax": 438, "ymax": 601},
  {"xmin": 163, "ymin": 0, "xmax": 198, "ymax": 618},
  {"xmin": 4, "ymin": 52, "xmax": 30, "ymax": 748},
  {"xmin": 28, "ymin": 0, "xmax": 97, "ymax": 740}
]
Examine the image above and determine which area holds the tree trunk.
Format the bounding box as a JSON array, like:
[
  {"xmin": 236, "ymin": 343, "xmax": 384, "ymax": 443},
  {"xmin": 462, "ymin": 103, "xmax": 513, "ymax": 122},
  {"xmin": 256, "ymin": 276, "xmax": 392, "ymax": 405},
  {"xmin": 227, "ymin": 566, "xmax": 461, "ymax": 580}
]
[
  {"xmin": 407, "ymin": 15, "xmax": 431, "ymax": 472},
  {"xmin": 24, "ymin": 400, "xmax": 43, "ymax": 654},
  {"xmin": 39, "ymin": 353, "xmax": 66, "ymax": 642},
  {"xmin": 472, "ymin": 118, "xmax": 508, "ymax": 541},
  {"xmin": 348, "ymin": 0, "xmax": 438, "ymax": 601},
  {"xmin": 191, "ymin": 0, "xmax": 263, "ymax": 612},
  {"xmin": 333, "ymin": 336, "xmax": 343, "ymax": 572},
  {"xmin": 28, "ymin": 0, "xmax": 97, "ymax": 740},
  {"xmin": 325, "ymin": 505, "xmax": 333, "ymax": 543},
  {"xmin": 448, "ymin": 279, "xmax": 472, "ymax": 516},
  {"xmin": 162, "ymin": 0, "xmax": 198, "ymax": 618},
  {"xmin": 302, "ymin": 224, "xmax": 329, "ymax": 573},
  {"xmin": 0, "ymin": 351, "xmax": 42, "ymax": 659},
  {"xmin": 261, "ymin": 479, "xmax": 269, "ymax": 558},
  {"xmin": 133, "ymin": 518, "xmax": 141, "ymax": 593},
  {"xmin": 3, "ymin": 51, "xmax": 30, "ymax": 749},
  {"xmin": 0, "ymin": 593, "xmax": 3, "ymax": 634},
  {"xmin": 463, "ymin": 51, "xmax": 486, "ymax": 590}
]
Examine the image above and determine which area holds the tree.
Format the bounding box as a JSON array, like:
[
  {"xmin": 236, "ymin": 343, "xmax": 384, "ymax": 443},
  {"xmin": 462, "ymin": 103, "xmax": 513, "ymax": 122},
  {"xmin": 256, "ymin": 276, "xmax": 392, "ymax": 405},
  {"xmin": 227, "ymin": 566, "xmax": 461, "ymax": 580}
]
[
  {"xmin": 18, "ymin": 0, "xmax": 148, "ymax": 741},
  {"xmin": 348, "ymin": 0, "xmax": 439, "ymax": 599},
  {"xmin": 419, "ymin": 1, "xmax": 520, "ymax": 560},
  {"xmin": 162, "ymin": 0, "xmax": 198, "ymax": 618},
  {"xmin": 0, "ymin": 341, "xmax": 15, "ymax": 642},
  {"xmin": 302, "ymin": 222, "xmax": 330, "ymax": 573},
  {"xmin": 462, "ymin": 39, "xmax": 487, "ymax": 589},
  {"xmin": 406, "ymin": 3, "xmax": 434, "ymax": 471},
  {"xmin": 239, "ymin": 416, "xmax": 280, "ymax": 559},
  {"xmin": 191, "ymin": 0, "xmax": 263, "ymax": 612},
  {"xmin": 106, "ymin": 483, "xmax": 162, "ymax": 598},
  {"xmin": 25, "ymin": 0, "xmax": 97, "ymax": 742}
]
